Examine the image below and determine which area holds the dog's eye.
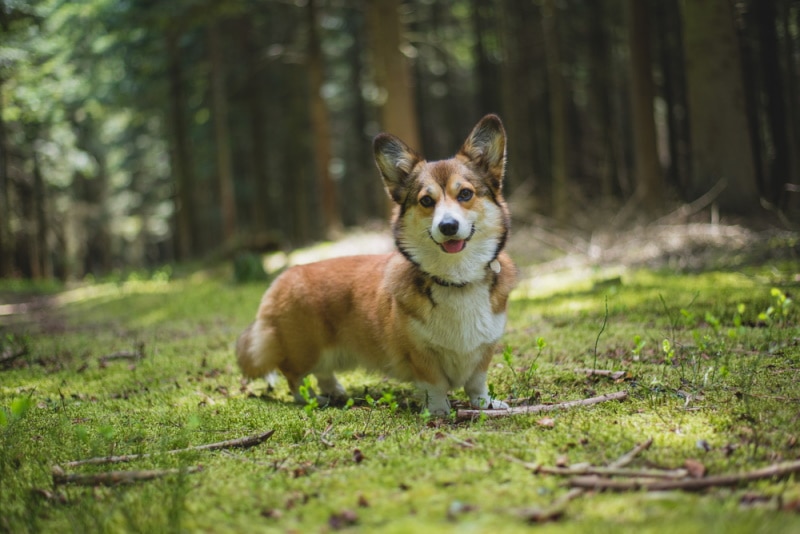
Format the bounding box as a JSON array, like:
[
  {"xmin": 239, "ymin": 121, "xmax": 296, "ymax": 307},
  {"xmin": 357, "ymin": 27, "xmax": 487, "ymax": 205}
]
[
  {"xmin": 419, "ymin": 195, "xmax": 435, "ymax": 208},
  {"xmin": 457, "ymin": 189, "xmax": 474, "ymax": 202}
]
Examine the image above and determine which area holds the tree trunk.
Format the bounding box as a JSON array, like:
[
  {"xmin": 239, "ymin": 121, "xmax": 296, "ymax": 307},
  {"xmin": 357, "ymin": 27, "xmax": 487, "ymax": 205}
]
[
  {"xmin": 471, "ymin": 0, "xmax": 502, "ymax": 116},
  {"xmin": 498, "ymin": 0, "xmax": 541, "ymax": 194},
  {"xmin": 365, "ymin": 0, "xmax": 421, "ymax": 152},
  {"xmin": 681, "ymin": 0, "xmax": 760, "ymax": 213},
  {"xmin": 208, "ymin": 21, "xmax": 237, "ymax": 244},
  {"xmin": 0, "ymin": 76, "xmax": 11, "ymax": 277},
  {"xmin": 343, "ymin": 5, "xmax": 375, "ymax": 223},
  {"xmin": 626, "ymin": 0, "xmax": 664, "ymax": 209},
  {"xmin": 541, "ymin": 0, "xmax": 569, "ymax": 221},
  {"xmin": 240, "ymin": 15, "xmax": 269, "ymax": 234},
  {"xmin": 654, "ymin": 0, "xmax": 690, "ymax": 198},
  {"xmin": 166, "ymin": 28, "xmax": 195, "ymax": 259},
  {"xmin": 31, "ymin": 146, "xmax": 52, "ymax": 278},
  {"xmin": 753, "ymin": 0, "xmax": 791, "ymax": 207},
  {"xmin": 779, "ymin": 0, "xmax": 799, "ymax": 207},
  {"xmin": 306, "ymin": 0, "xmax": 341, "ymax": 236},
  {"xmin": 586, "ymin": 1, "xmax": 617, "ymax": 199}
]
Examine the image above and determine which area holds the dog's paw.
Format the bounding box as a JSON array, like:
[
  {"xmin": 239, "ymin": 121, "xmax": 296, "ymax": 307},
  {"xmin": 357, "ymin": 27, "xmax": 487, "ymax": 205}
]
[
  {"xmin": 423, "ymin": 397, "xmax": 452, "ymax": 418},
  {"xmin": 470, "ymin": 396, "xmax": 509, "ymax": 410}
]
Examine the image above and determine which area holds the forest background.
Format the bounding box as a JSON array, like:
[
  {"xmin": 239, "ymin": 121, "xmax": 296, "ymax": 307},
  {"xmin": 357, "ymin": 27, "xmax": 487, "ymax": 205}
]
[{"xmin": 0, "ymin": 0, "xmax": 798, "ymax": 280}]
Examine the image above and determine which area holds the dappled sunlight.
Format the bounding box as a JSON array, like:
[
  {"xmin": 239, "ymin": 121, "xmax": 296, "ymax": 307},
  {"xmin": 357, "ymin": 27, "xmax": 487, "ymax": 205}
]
[{"xmin": 263, "ymin": 230, "xmax": 394, "ymax": 273}]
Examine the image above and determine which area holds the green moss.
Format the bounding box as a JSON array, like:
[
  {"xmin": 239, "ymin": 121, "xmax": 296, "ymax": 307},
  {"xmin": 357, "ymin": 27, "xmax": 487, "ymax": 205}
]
[{"xmin": 1, "ymin": 265, "xmax": 799, "ymax": 532}]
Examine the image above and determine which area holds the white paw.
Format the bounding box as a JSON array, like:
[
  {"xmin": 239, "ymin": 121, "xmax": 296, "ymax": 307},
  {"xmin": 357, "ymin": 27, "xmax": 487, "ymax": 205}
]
[
  {"xmin": 470, "ymin": 396, "xmax": 509, "ymax": 410},
  {"xmin": 417, "ymin": 383, "xmax": 451, "ymax": 416}
]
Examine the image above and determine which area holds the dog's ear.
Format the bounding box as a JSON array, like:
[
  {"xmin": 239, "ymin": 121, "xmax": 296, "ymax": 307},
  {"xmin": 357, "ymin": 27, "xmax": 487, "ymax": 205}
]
[
  {"xmin": 374, "ymin": 133, "xmax": 422, "ymax": 204},
  {"xmin": 459, "ymin": 114, "xmax": 506, "ymax": 190}
]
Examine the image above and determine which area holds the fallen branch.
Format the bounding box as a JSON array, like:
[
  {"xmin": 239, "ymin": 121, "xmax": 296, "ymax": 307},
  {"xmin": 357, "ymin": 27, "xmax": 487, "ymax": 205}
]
[
  {"xmin": 99, "ymin": 343, "xmax": 145, "ymax": 363},
  {"xmin": 457, "ymin": 391, "xmax": 628, "ymax": 421},
  {"xmin": 520, "ymin": 438, "xmax": 652, "ymax": 523},
  {"xmin": 0, "ymin": 347, "xmax": 28, "ymax": 368},
  {"xmin": 52, "ymin": 466, "xmax": 203, "ymax": 487},
  {"xmin": 574, "ymin": 369, "xmax": 628, "ymax": 380},
  {"xmin": 60, "ymin": 430, "xmax": 275, "ymax": 468},
  {"xmin": 568, "ymin": 459, "xmax": 800, "ymax": 492},
  {"xmin": 505, "ymin": 456, "xmax": 687, "ymax": 480},
  {"xmin": 656, "ymin": 178, "xmax": 728, "ymax": 224}
]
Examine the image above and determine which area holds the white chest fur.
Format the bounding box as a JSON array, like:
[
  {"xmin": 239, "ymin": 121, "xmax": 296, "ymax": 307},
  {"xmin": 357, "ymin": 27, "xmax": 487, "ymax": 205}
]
[{"xmin": 411, "ymin": 282, "xmax": 506, "ymax": 383}]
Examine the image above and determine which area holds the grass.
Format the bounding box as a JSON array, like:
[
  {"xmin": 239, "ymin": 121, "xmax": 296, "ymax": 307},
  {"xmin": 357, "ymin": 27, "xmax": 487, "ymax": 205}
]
[{"xmin": 1, "ymin": 259, "xmax": 799, "ymax": 533}]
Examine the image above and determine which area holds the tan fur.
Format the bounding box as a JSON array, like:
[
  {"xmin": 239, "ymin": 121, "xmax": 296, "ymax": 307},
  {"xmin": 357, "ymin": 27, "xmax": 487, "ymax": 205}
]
[{"xmin": 236, "ymin": 115, "xmax": 517, "ymax": 414}]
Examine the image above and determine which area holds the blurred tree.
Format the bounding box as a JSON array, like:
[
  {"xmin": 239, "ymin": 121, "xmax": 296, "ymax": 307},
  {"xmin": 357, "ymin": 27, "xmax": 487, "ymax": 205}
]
[
  {"xmin": 542, "ymin": 0, "xmax": 569, "ymax": 221},
  {"xmin": 365, "ymin": 0, "xmax": 421, "ymax": 155},
  {"xmin": 208, "ymin": 20, "xmax": 237, "ymax": 244},
  {"xmin": 681, "ymin": 0, "xmax": 761, "ymax": 213},
  {"xmin": 626, "ymin": 0, "xmax": 664, "ymax": 209},
  {"xmin": 1, "ymin": 0, "xmax": 797, "ymax": 281},
  {"xmin": 307, "ymin": 0, "xmax": 341, "ymax": 236}
]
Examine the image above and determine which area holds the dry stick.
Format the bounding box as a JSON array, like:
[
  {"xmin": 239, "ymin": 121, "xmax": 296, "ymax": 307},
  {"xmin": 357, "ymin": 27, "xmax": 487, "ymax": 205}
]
[
  {"xmin": 99, "ymin": 342, "xmax": 146, "ymax": 362},
  {"xmin": 60, "ymin": 430, "xmax": 275, "ymax": 468},
  {"xmin": 456, "ymin": 391, "xmax": 628, "ymax": 421},
  {"xmin": 0, "ymin": 347, "xmax": 27, "ymax": 367},
  {"xmin": 52, "ymin": 466, "xmax": 204, "ymax": 487},
  {"xmin": 521, "ymin": 438, "xmax": 653, "ymax": 523},
  {"xmin": 656, "ymin": 178, "xmax": 728, "ymax": 224},
  {"xmin": 569, "ymin": 459, "xmax": 800, "ymax": 492},
  {"xmin": 504, "ymin": 457, "xmax": 687, "ymax": 480},
  {"xmin": 100, "ymin": 350, "xmax": 142, "ymax": 361}
]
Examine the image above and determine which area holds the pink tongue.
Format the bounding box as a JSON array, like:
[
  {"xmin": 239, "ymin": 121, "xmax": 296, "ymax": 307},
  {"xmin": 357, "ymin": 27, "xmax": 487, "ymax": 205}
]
[{"xmin": 442, "ymin": 240, "xmax": 466, "ymax": 253}]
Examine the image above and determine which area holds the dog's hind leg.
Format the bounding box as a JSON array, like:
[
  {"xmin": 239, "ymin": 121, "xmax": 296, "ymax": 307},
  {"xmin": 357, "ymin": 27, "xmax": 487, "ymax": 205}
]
[
  {"xmin": 464, "ymin": 368, "xmax": 509, "ymax": 410},
  {"xmin": 315, "ymin": 373, "xmax": 348, "ymax": 404}
]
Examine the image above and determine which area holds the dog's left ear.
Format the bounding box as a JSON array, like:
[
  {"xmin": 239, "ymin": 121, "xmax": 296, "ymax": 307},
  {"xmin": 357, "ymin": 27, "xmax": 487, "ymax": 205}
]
[
  {"xmin": 374, "ymin": 133, "xmax": 422, "ymax": 204},
  {"xmin": 459, "ymin": 114, "xmax": 506, "ymax": 190}
]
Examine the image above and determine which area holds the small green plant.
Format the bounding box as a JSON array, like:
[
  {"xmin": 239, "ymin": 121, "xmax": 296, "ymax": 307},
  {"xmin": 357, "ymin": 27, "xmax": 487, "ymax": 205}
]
[
  {"xmin": 0, "ymin": 396, "xmax": 32, "ymax": 430},
  {"xmin": 759, "ymin": 287, "xmax": 792, "ymax": 326},
  {"xmin": 727, "ymin": 303, "xmax": 746, "ymax": 339},
  {"xmin": 592, "ymin": 296, "xmax": 609, "ymax": 370},
  {"xmin": 631, "ymin": 334, "xmax": 646, "ymax": 361},
  {"xmin": 298, "ymin": 376, "xmax": 320, "ymax": 416},
  {"xmin": 660, "ymin": 338, "xmax": 675, "ymax": 383},
  {"xmin": 502, "ymin": 342, "xmax": 541, "ymax": 401}
]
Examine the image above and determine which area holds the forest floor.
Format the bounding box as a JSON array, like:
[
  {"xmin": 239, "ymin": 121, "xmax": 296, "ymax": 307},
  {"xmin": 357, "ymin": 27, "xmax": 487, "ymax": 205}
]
[{"xmin": 1, "ymin": 216, "xmax": 799, "ymax": 533}]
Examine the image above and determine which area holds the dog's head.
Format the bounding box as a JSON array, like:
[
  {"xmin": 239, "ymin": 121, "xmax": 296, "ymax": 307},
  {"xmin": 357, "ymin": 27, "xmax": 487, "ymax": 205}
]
[{"xmin": 373, "ymin": 115, "xmax": 510, "ymax": 285}]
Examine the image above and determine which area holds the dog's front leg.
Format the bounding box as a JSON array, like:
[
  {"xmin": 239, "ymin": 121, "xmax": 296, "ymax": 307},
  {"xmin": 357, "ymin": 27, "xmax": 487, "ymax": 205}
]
[
  {"xmin": 464, "ymin": 369, "xmax": 509, "ymax": 410},
  {"xmin": 416, "ymin": 381, "xmax": 451, "ymax": 416}
]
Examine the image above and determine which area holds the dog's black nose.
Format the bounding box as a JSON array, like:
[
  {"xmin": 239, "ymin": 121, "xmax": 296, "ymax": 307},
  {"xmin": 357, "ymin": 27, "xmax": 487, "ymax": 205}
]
[{"xmin": 439, "ymin": 217, "xmax": 459, "ymax": 236}]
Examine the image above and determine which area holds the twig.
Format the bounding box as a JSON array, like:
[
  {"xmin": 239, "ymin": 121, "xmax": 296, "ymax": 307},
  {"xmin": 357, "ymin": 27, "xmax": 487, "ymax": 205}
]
[
  {"xmin": 60, "ymin": 430, "xmax": 275, "ymax": 468},
  {"xmin": 504, "ymin": 457, "xmax": 686, "ymax": 479},
  {"xmin": 100, "ymin": 350, "xmax": 141, "ymax": 361},
  {"xmin": 574, "ymin": 369, "xmax": 628, "ymax": 380},
  {"xmin": 99, "ymin": 342, "xmax": 145, "ymax": 363},
  {"xmin": 591, "ymin": 296, "xmax": 609, "ymax": 370},
  {"xmin": 0, "ymin": 347, "xmax": 28, "ymax": 368},
  {"xmin": 52, "ymin": 466, "xmax": 203, "ymax": 486},
  {"xmin": 656, "ymin": 178, "xmax": 727, "ymax": 224},
  {"xmin": 609, "ymin": 437, "xmax": 654, "ymax": 468},
  {"xmin": 569, "ymin": 459, "xmax": 800, "ymax": 492},
  {"xmin": 456, "ymin": 391, "xmax": 628, "ymax": 421},
  {"xmin": 520, "ymin": 437, "xmax": 652, "ymax": 523}
]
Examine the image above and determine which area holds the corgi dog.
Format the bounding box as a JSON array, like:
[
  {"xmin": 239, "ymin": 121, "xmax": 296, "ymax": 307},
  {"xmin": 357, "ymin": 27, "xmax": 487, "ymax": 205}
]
[{"xmin": 236, "ymin": 114, "xmax": 517, "ymax": 415}]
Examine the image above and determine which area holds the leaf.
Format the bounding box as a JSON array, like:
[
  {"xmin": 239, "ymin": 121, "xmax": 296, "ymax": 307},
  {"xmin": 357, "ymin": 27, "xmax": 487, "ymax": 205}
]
[
  {"xmin": 328, "ymin": 510, "xmax": 358, "ymax": 530},
  {"xmin": 683, "ymin": 458, "xmax": 706, "ymax": 478},
  {"xmin": 10, "ymin": 397, "xmax": 32, "ymax": 419},
  {"xmin": 536, "ymin": 417, "xmax": 555, "ymax": 428}
]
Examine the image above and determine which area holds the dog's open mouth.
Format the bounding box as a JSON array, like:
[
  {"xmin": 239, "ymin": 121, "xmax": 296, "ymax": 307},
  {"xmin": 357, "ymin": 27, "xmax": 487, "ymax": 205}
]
[{"xmin": 441, "ymin": 240, "xmax": 466, "ymax": 254}]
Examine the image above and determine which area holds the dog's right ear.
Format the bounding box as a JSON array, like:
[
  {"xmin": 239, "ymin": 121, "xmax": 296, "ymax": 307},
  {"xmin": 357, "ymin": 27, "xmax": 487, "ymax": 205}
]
[{"xmin": 373, "ymin": 133, "xmax": 421, "ymax": 204}]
